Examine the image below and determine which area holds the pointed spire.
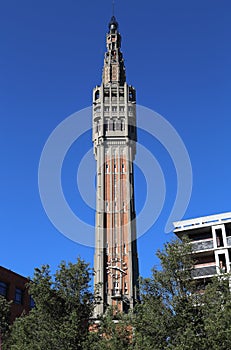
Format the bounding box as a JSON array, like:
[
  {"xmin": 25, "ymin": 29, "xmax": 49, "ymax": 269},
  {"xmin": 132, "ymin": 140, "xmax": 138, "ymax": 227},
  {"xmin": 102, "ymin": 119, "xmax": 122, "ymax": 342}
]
[
  {"xmin": 108, "ymin": 15, "xmax": 118, "ymax": 33},
  {"xmin": 112, "ymin": 0, "xmax": 115, "ymax": 16}
]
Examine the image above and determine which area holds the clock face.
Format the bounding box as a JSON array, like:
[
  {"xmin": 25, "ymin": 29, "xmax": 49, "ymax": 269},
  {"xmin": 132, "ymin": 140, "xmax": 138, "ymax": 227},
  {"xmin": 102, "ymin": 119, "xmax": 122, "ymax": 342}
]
[{"xmin": 106, "ymin": 261, "xmax": 128, "ymax": 276}]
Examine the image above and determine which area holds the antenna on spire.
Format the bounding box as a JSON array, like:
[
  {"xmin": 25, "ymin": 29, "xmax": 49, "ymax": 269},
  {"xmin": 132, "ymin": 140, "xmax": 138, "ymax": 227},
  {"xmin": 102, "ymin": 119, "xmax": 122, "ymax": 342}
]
[{"xmin": 112, "ymin": 0, "xmax": 115, "ymax": 16}]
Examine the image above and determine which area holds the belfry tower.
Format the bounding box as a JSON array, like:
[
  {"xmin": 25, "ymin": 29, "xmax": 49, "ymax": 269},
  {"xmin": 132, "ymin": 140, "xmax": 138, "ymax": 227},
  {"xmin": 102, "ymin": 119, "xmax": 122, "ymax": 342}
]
[{"xmin": 93, "ymin": 16, "xmax": 139, "ymax": 317}]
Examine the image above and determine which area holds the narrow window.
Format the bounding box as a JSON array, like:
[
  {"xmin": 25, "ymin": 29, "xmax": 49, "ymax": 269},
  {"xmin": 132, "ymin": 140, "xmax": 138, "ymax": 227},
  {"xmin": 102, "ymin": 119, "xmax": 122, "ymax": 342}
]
[
  {"xmin": 30, "ymin": 296, "xmax": 36, "ymax": 309},
  {"xmin": 95, "ymin": 90, "xmax": 100, "ymax": 100},
  {"xmin": 122, "ymin": 163, "xmax": 125, "ymax": 173},
  {"xmin": 15, "ymin": 288, "xmax": 23, "ymax": 305},
  {"xmin": 0, "ymin": 281, "xmax": 7, "ymax": 297},
  {"xmin": 216, "ymin": 229, "xmax": 224, "ymax": 247},
  {"xmin": 124, "ymin": 243, "xmax": 127, "ymax": 254},
  {"xmin": 123, "ymin": 201, "xmax": 126, "ymax": 211},
  {"xmin": 104, "ymin": 120, "xmax": 109, "ymax": 132},
  {"xmin": 219, "ymin": 254, "xmax": 226, "ymax": 273}
]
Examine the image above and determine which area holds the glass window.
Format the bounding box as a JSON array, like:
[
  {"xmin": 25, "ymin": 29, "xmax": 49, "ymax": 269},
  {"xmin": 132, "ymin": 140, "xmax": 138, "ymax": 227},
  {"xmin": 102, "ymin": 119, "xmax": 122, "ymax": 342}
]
[
  {"xmin": 0, "ymin": 281, "xmax": 7, "ymax": 297},
  {"xmin": 15, "ymin": 288, "xmax": 23, "ymax": 305},
  {"xmin": 30, "ymin": 296, "xmax": 35, "ymax": 308}
]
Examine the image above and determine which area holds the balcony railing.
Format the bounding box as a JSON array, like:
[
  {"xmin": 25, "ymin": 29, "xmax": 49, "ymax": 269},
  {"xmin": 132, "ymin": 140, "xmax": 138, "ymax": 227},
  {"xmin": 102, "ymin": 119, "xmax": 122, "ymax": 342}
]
[
  {"xmin": 192, "ymin": 265, "xmax": 216, "ymax": 278},
  {"xmin": 191, "ymin": 239, "xmax": 214, "ymax": 252}
]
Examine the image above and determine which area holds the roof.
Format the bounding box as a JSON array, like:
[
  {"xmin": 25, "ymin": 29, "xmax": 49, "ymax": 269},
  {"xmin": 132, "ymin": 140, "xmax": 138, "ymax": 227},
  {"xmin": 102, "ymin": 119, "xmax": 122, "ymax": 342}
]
[{"xmin": 173, "ymin": 212, "xmax": 231, "ymax": 232}]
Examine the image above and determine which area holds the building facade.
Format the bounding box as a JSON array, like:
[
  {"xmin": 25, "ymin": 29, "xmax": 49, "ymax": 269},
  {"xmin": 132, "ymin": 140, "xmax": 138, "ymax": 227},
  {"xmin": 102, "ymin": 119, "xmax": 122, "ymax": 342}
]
[
  {"xmin": 173, "ymin": 212, "xmax": 231, "ymax": 283},
  {"xmin": 92, "ymin": 16, "xmax": 139, "ymax": 317},
  {"xmin": 0, "ymin": 266, "xmax": 32, "ymax": 323}
]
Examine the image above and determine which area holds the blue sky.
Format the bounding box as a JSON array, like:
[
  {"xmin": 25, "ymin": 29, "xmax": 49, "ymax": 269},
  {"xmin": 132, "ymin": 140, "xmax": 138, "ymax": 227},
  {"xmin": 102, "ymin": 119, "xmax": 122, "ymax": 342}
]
[{"xmin": 1, "ymin": 0, "xmax": 230, "ymax": 279}]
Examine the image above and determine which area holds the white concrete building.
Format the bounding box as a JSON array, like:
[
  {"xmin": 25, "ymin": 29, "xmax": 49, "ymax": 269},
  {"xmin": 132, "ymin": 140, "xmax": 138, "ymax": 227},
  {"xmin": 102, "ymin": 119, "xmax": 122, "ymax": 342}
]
[{"xmin": 173, "ymin": 212, "xmax": 231, "ymax": 281}]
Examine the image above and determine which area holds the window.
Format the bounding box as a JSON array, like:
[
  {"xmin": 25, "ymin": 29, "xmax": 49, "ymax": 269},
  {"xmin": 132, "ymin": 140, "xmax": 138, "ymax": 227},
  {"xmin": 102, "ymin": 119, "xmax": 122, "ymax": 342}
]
[
  {"xmin": 215, "ymin": 229, "xmax": 224, "ymax": 247},
  {"xmin": 106, "ymin": 164, "xmax": 109, "ymax": 173},
  {"xmin": 94, "ymin": 106, "xmax": 100, "ymax": 112},
  {"xmin": 15, "ymin": 288, "xmax": 23, "ymax": 305},
  {"xmin": 0, "ymin": 281, "xmax": 7, "ymax": 297},
  {"xmin": 95, "ymin": 90, "xmax": 100, "ymax": 100},
  {"xmin": 218, "ymin": 254, "xmax": 226, "ymax": 273},
  {"xmin": 113, "ymin": 282, "xmax": 119, "ymax": 289},
  {"xmin": 30, "ymin": 296, "xmax": 35, "ymax": 308},
  {"xmin": 122, "ymin": 163, "xmax": 125, "ymax": 173},
  {"xmin": 112, "ymin": 106, "xmax": 117, "ymax": 112},
  {"xmin": 123, "ymin": 201, "xmax": 126, "ymax": 212},
  {"xmin": 104, "ymin": 120, "xmax": 109, "ymax": 132}
]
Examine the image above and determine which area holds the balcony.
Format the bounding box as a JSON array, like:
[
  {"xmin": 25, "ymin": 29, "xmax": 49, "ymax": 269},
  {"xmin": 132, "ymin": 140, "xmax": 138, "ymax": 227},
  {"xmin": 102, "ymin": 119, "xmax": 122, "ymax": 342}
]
[
  {"xmin": 192, "ymin": 265, "xmax": 216, "ymax": 278},
  {"xmin": 191, "ymin": 239, "xmax": 214, "ymax": 252}
]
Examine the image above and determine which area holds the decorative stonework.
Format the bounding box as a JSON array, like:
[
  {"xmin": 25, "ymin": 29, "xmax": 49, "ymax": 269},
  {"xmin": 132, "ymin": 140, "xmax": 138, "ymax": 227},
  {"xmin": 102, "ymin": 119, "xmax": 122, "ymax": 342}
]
[{"xmin": 93, "ymin": 17, "xmax": 139, "ymax": 317}]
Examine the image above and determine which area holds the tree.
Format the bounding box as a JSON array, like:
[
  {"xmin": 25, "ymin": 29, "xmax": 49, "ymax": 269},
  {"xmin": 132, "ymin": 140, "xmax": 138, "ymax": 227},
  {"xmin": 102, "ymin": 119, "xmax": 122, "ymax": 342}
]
[
  {"xmin": 201, "ymin": 275, "xmax": 231, "ymax": 350},
  {"xmin": 5, "ymin": 258, "xmax": 94, "ymax": 350},
  {"xmin": 84, "ymin": 307, "xmax": 133, "ymax": 350},
  {"xmin": 0, "ymin": 296, "xmax": 11, "ymax": 348},
  {"xmin": 133, "ymin": 238, "xmax": 231, "ymax": 350}
]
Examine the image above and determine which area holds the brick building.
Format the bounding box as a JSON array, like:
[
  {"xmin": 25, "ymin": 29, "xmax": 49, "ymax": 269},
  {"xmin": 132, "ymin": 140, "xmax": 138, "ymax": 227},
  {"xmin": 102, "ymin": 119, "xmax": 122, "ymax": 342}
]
[{"xmin": 0, "ymin": 266, "xmax": 32, "ymax": 323}]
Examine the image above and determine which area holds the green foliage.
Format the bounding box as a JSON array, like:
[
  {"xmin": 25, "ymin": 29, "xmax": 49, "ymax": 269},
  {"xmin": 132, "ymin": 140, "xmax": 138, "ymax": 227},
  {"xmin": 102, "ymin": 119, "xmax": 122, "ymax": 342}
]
[
  {"xmin": 5, "ymin": 257, "xmax": 94, "ymax": 350},
  {"xmin": 4, "ymin": 240, "xmax": 231, "ymax": 349},
  {"xmin": 84, "ymin": 307, "xmax": 133, "ymax": 350},
  {"xmin": 134, "ymin": 238, "xmax": 231, "ymax": 350},
  {"xmin": 0, "ymin": 295, "xmax": 11, "ymax": 344}
]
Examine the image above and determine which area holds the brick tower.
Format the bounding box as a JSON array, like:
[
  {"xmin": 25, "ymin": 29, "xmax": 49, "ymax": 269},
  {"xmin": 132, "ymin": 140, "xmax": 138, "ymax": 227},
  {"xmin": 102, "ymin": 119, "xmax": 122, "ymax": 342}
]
[{"xmin": 93, "ymin": 16, "xmax": 139, "ymax": 317}]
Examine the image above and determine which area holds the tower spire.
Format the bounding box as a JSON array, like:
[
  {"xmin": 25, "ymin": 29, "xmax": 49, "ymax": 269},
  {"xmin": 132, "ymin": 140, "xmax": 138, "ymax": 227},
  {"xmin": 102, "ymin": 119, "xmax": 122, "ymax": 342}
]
[
  {"xmin": 112, "ymin": 0, "xmax": 115, "ymax": 16},
  {"xmin": 104, "ymin": 15, "xmax": 126, "ymax": 86}
]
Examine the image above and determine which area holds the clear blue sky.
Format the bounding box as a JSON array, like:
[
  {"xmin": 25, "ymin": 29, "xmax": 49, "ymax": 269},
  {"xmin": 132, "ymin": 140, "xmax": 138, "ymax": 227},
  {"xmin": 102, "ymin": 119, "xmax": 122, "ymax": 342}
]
[{"xmin": 1, "ymin": 0, "xmax": 230, "ymax": 279}]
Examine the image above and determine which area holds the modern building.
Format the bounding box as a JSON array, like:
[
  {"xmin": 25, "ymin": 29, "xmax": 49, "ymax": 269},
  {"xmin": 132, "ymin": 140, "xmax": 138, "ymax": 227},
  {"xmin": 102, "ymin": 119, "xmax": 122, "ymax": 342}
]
[
  {"xmin": 173, "ymin": 212, "xmax": 231, "ymax": 283},
  {"xmin": 0, "ymin": 266, "xmax": 32, "ymax": 323},
  {"xmin": 92, "ymin": 16, "xmax": 139, "ymax": 317}
]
